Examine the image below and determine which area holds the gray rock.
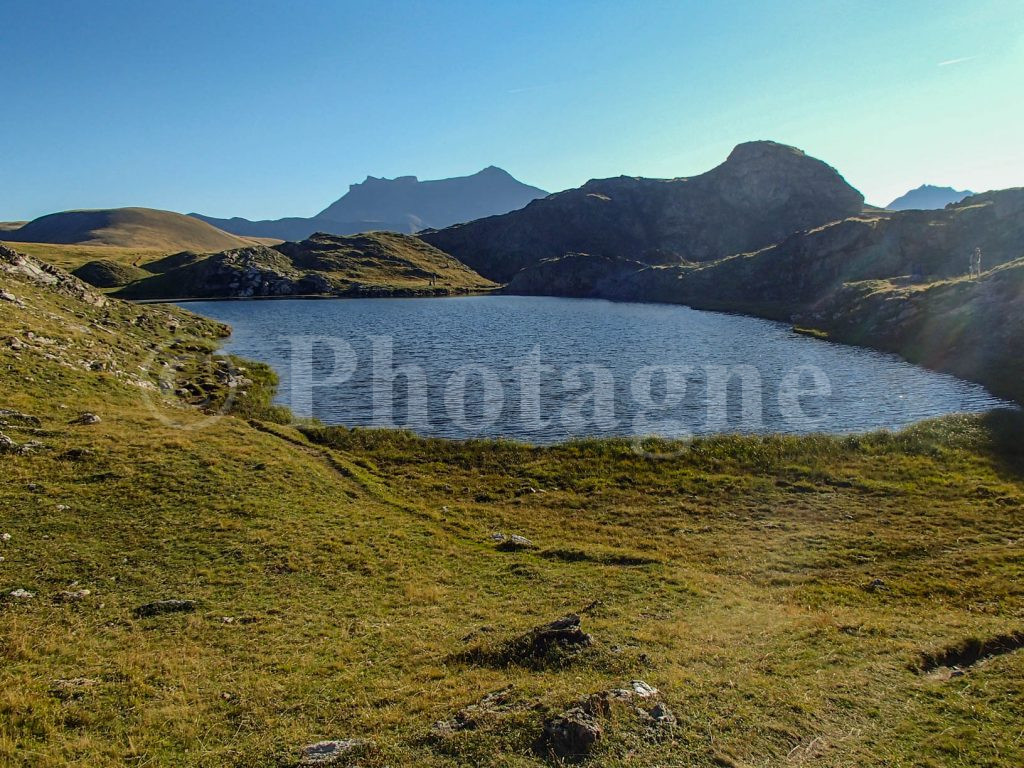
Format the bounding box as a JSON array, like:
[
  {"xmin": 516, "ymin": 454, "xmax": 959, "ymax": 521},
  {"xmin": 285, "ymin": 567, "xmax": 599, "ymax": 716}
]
[
  {"xmin": 541, "ymin": 706, "xmax": 603, "ymax": 758},
  {"xmin": 296, "ymin": 739, "xmax": 369, "ymax": 766},
  {"xmin": 69, "ymin": 412, "xmax": 101, "ymax": 426},
  {"xmin": 9, "ymin": 588, "xmax": 35, "ymax": 600},
  {"xmin": 490, "ymin": 532, "xmax": 537, "ymax": 551},
  {"xmin": 432, "ymin": 686, "xmax": 517, "ymax": 735},
  {"xmin": 0, "ymin": 409, "xmax": 41, "ymax": 427},
  {"xmin": 0, "ymin": 432, "xmax": 18, "ymax": 454},
  {"xmin": 133, "ymin": 599, "xmax": 196, "ymax": 618},
  {"xmin": 646, "ymin": 701, "xmax": 677, "ymax": 729}
]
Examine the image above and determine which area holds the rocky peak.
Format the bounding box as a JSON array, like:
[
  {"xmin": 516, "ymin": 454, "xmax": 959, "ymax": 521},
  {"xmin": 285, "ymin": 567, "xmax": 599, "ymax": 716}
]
[{"xmin": 724, "ymin": 140, "xmax": 808, "ymax": 166}]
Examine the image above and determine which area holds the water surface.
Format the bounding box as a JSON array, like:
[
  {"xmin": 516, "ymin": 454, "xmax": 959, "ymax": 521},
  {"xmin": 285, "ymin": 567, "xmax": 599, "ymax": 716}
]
[{"xmin": 184, "ymin": 296, "xmax": 1010, "ymax": 442}]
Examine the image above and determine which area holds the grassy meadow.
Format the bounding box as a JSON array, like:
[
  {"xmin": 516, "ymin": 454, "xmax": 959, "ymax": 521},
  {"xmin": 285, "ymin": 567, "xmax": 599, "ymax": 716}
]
[{"xmin": 1, "ymin": 248, "xmax": 1023, "ymax": 767}]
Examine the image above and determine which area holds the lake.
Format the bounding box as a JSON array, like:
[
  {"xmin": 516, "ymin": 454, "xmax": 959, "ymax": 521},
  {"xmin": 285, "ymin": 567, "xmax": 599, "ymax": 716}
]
[{"xmin": 183, "ymin": 295, "xmax": 1010, "ymax": 442}]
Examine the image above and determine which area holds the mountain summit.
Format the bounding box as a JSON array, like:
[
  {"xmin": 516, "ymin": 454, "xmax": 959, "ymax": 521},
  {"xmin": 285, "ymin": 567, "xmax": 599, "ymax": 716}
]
[
  {"xmin": 886, "ymin": 184, "xmax": 973, "ymax": 210},
  {"xmin": 421, "ymin": 140, "xmax": 866, "ymax": 282},
  {"xmin": 191, "ymin": 167, "xmax": 547, "ymax": 241}
]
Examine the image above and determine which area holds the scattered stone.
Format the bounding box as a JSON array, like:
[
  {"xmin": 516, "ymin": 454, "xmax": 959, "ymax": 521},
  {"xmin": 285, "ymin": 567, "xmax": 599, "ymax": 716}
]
[
  {"xmin": 9, "ymin": 588, "xmax": 35, "ymax": 600},
  {"xmin": 53, "ymin": 589, "xmax": 91, "ymax": 604},
  {"xmin": 296, "ymin": 739, "xmax": 370, "ymax": 766},
  {"xmin": 0, "ymin": 409, "xmax": 41, "ymax": 427},
  {"xmin": 490, "ymin": 532, "xmax": 538, "ymax": 551},
  {"xmin": 1, "ymin": 532, "xmax": 10, "ymax": 543},
  {"xmin": 433, "ymin": 686, "xmax": 517, "ymax": 735},
  {"xmin": 864, "ymin": 578, "xmax": 888, "ymax": 592},
  {"xmin": 50, "ymin": 678, "xmax": 99, "ymax": 701},
  {"xmin": 541, "ymin": 707, "xmax": 603, "ymax": 759},
  {"xmin": 69, "ymin": 412, "xmax": 101, "ymax": 426},
  {"xmin": 540, "ymin": 679, "xmax": 673, "ymax": 757},
  {"xmin": 0, "ymin": 432, "xmax": 18, "ymax": 454},
  {"xmin": 645, "ymin": 701, "xmax": 677, "ymax": 729},
  {"xmin": 507, "ymin": 614, "xmax": 593, "ymax": 663},
  {"xmin": 133, "ymin": 599, "xmax": 196, "ymax": 618},
  {"xmin": 0, "ymin": 290, "xmax": 19, "ymax": 304}
]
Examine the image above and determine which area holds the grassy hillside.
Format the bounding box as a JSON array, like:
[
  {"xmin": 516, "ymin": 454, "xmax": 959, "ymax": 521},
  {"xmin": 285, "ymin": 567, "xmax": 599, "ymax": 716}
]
[
  {"xmin": 2, "ymin": 208, "xmax": 258, "ymax": 252},
  {"xmin": 0, "ymin": 241, "xmax": 171, "ymax": 272},
  {"xmin": 2, "ymin": 244, "xmax": 1023, "ymax": 767},
  {"xmin": 118, "ymin": 232, "xmax": 498, "ymax": 300}
]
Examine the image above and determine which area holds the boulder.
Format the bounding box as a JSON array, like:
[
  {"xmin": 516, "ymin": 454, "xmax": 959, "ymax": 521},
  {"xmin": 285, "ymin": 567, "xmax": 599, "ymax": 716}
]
[
  {"xmin": 514, "ymin": 614, "xmax": 592, "ymax": 661},
  {"xmin": 490, "ymin": 532, "xmax": 538, "ymax": 551},
  {"xmin": 541, "ymin": 706, "xmax": 603, "ymax": 759}
]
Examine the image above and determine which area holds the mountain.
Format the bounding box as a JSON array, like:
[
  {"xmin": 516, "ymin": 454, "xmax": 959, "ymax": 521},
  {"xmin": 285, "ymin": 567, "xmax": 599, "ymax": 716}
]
[
  {"xmin": 887, "ymin": 184, "xmax": 973, "ymax": 210},
  {"xmin": 114, "ymin": 231, "xmax": 496, "ymax": 300},
  {"xmin": 3, "ymin": 207, "xmax": 255, "ymax": 251},
  {"xmin": 190, "ymin": 166, "xmax": 548, "ymax": 241},
  {"xmin": 505, "ymin": 188, "xmax": 1024, "ymax": 401},
  {"xmin": 420, "ymin": 141, "xmax": 866, "ymax": 283}
]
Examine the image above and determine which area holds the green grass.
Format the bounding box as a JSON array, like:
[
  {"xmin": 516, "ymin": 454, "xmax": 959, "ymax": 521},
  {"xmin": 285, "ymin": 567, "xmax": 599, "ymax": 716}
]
[{"xmin": 2, "ymin": 250, "xmax": 1024, "ymax": 767}]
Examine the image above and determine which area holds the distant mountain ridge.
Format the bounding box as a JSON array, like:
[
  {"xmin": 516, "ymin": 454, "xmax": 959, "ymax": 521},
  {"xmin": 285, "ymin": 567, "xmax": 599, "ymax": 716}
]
[
  {"xmin": 421, "ymin": 141, "xmax": 866, "ymax": 282},
  {"xmin": 2, "ymin": 207, "xmax": 255, "ymax": 251},
  {"xmin": 191, "ymin": 166, "xmax": 547, "ymax": 241},
  {"xmin": 887, "ymin": 184, "xmax": 973, "ymax": 211}
]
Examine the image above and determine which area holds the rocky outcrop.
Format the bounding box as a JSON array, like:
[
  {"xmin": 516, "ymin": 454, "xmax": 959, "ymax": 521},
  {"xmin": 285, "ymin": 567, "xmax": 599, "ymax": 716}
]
[
  {"xmin": 422, "ymin": 141, "xmax": 865, "ymax": 282},
  {"xmin": 1, "ymin": 244, "xmax": 108, "ymax": 307},
  {"xmin": 504, "ymin": 253, "xmax": 647, "ymax": 298},
  {"xmin": 116, "ymin": 232, "xmax": 496, "ymax": 300},
  {"xmin": 503, "ymin": 188, "xmax": 1024, "ymax": 402}
]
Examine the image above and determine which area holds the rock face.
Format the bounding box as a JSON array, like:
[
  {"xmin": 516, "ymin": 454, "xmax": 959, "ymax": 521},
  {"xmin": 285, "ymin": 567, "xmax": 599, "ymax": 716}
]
[
  {"xmin": 117, "ymin": 232, "xmax": 495, "ymax": 300},
  {"xmin": 1, "ymin": 244, "xmax": 108, "ymax": 307},
  {"xmin": 507, "ymin": 188, "xmax": 1024, "ymax": 403},
  {"xmin": 505, "ymin": 253, "xmax": 646, "ymax": 297},
  {"xmin": 192, "ymin": 166, "xmax": 548, "ymax": 240},
  {"xmin": 422, "ymin": 141, "xmax": 865, "ymax": 282},
  {"xmin": 887, "ymin": 184, "xmax": 973, "ymax": 211}
]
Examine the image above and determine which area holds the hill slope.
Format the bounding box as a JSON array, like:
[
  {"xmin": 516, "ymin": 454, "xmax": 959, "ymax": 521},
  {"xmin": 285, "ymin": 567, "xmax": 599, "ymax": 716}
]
[
  {"xmin": 506, "ymin": 188, "xmax": 1024, "ymax": 401},
  {"xmin": 192, "ymin": 166, "xmax": 548, "ymax": 240},
  {"xmin": 887, "ymin": 184, "xmax": 973, "ymax": 210},
  {"xmin": 420, "ymin": 141, "xmax": 866, "ymax": 282},
  {"xmin": 2, "ymin": 242, "xmax": 1024, "ymax": 766},
  {"xmin": 116, "ymin": 231, "xmax": 496, "ymax": 300},
  {"xmin": 3, "ymin": 207, "xmax": 255, "ymax": 251}
]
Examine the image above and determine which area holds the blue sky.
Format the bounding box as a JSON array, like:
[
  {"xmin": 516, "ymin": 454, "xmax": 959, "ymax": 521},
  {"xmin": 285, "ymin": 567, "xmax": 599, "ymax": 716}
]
[{"xmin": 1, "ymin": 0, "xmax": 1022, "ymax": 220}]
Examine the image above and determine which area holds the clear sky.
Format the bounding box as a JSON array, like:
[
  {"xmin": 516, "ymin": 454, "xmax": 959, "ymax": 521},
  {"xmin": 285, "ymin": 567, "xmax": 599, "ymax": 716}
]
[{"xmin": 2, "ymin": 0, "xmax": 1022, "ymax": 221}]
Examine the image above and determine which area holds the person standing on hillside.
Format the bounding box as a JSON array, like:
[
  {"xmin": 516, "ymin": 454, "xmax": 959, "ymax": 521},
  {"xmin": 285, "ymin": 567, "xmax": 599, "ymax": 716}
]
[{"xmin": 969, "ymin": 247, "xmax": 983, "ymax": 279}]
